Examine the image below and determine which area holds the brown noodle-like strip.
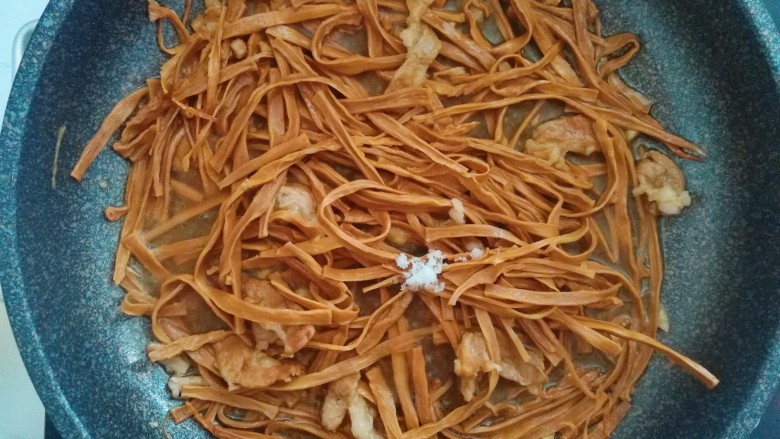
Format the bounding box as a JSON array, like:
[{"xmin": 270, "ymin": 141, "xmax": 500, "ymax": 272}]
[{"xmin": 72, "ymin": 0, "xmax": 717, "ymax": 437}]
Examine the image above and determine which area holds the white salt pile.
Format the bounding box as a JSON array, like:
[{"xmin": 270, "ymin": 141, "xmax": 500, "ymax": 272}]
[{"xmin": 396, "ymin": 249, "xmax": 447, "ymax": 293}]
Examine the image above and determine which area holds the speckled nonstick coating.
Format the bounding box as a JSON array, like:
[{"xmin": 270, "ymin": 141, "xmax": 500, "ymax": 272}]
[{"xmin": 1, "ymin": 0, "xmax": 778, "ymax": 438}]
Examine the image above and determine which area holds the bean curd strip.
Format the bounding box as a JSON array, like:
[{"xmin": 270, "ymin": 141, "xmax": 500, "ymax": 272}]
[{"xmin": 73, "ymin": 0, "xmax": 716, "ymax": 437}]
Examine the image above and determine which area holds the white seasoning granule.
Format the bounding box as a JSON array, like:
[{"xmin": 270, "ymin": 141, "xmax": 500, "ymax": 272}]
[
  {"xmin": 396, "ymin": 249, "xmax": 447, "ymax": 293},
  {"xmin": 395, "ymin": 252, "xmax": 410, "ymax": 269}
]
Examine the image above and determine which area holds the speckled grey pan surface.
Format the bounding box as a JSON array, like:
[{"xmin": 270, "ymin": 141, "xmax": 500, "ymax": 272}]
[{"xmin": 1, "ymin": 0, "xmax": 779, "ymax": 438}]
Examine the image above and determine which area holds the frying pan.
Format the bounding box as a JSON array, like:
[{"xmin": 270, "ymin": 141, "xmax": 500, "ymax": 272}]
[{"xmin": 1, "ymin": 0, "xmax": 779, "ymax": 438}]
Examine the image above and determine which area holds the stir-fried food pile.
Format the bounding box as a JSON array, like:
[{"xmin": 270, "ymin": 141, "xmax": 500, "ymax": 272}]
[{"xmin": 72, "ymin": 0, "xmax": 717, "ymax": 437}]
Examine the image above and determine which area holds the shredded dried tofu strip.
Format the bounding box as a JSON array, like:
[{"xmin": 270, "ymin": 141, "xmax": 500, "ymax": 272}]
[{"xmin": 71, "ymin": 0, "xmax": 716, "ymax": 437}]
